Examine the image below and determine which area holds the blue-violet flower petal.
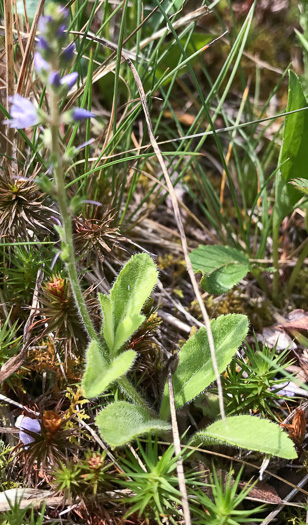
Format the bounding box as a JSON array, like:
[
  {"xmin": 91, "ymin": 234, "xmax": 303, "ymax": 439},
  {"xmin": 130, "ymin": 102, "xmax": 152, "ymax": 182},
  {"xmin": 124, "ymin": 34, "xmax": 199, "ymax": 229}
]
[
  {"xmin": 72, "ymin": 108, "xmax": 95, "ymax": 121},
  {"xmin": 57, "ymin": 24, "xmax": 66, "ymax": 38},
  {"xmin": 61, "ymin": 72, "xmax": 78, "ymax": 90},
  {"xmin": 37, "ymin": 36, "xmax": 50, "ymax": 52},
  {"xmin": 38, "ymin": 14, "xmax": 53, "ymax": 32},
  {"xmin": 34, "ymin": 52, "xmax": 50, "ymax": 73},
  {"xmin": 59, "ymin": 7, "xmax": 70, "ymax": 22},
  {"xmin": 49, "ymin": 71, "xmax": 61, "ymax": 87},
  {"xmin": 16, "ymin": 416, "xmax": 41, "ymax": 447},
  {"xmin": 61, "ymin": 43, "xmax": 75, "ymax": 63},
  {"xmin": 6, "ymin": 94, "xmax": 39, "ymax": 129}
]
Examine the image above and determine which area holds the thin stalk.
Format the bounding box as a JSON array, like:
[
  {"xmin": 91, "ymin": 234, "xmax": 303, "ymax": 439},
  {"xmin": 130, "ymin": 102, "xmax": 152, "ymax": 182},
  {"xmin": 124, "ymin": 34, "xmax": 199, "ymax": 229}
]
[
  {"xmin": 50, "ymin": 89, "xmax": 99, "ymax": 344},
  {"xmin": 117, "ymin": 377, "xmax": 151, "ymax": 412},
  {"xmin": 50, "ymin": 89, "xmax": 150, "ymax": 411},
  {"xmin": 168, "ymin": 363, "xmax": 191, "ymax": 525}
]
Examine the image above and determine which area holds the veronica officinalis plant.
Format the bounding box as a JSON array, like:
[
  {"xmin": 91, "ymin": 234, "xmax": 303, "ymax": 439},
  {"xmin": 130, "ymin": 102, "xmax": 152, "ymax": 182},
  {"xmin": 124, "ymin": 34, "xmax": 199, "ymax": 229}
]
[
  {"xmin": 5, "ymin": 3, "xmax": 165, "ymax": 437},
  {"xmin": 4, "ymin": 4, "xmax": 300, "ymax": 461}
]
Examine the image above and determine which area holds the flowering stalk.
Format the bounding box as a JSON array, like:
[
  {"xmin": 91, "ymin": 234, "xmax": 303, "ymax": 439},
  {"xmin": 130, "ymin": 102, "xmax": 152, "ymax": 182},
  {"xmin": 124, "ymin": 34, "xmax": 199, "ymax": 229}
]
[
  {"xmin": 36, "ymin": 5, "xmax": 99, "ymax": 344},
  {"xmin": 49, "ymin": 80, "xmax": 98, "ymax": 344},
  {"xmin": 4, "ymin": 3, "xmax": 148, "ymax": 411}
]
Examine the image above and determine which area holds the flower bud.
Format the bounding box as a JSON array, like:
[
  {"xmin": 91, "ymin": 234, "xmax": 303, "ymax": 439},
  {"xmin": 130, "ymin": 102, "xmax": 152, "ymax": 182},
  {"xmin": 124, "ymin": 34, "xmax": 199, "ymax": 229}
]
[
  {"xmin": 72, "ymin": 108, "xmax": 96, "ymax": 121},
  {"xmin": 61, "ymin": 72, "xmax": 78, "ymax": 90},
  {"xmin": 59, "ymin": 43, "xmax": 76, "ymax": 67},
  {"xmin": 49, "ymin": 71, "xmax": 61, "ymax": 88},
  {"xmin": 61, "ymin": 107, "xmax": 95, "ymax": 124},
  {"xmin": 37, "ymin": 3, "xmax": 71, "ymax": 60},
  {"xmin": 37, "ymin": 36, "xmax": 50, "ymax": 52},
  {"xmin": 57, "ymin": 24, "xmax": 66, "ymax": 38}
]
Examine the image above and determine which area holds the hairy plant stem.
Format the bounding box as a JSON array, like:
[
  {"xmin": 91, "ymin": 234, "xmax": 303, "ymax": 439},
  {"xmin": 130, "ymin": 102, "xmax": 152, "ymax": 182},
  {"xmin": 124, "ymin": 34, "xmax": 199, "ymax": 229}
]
[
  {"xmin": 50, "ymin": 90, "xmax": 99, "ymax": 343},
  {"xmin": 50, "ymin": 89, "xmax": 149, "ymax": 412},
  {"xmin": 118, "ymin": 377, "xmax": 151, "ymax": 412}
]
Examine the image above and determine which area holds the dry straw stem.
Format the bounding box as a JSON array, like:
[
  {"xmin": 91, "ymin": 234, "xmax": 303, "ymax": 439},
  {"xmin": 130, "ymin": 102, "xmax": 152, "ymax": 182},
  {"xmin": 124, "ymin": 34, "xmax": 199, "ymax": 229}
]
[
  {"xmin": 4, "ymin": 0, "xmax": 14, "ymax": 158},
  {"xmin": 168, "ymin": 363, "xmax": 191, "ymax": 525},
  {"xmin": 16, "ymin": 0, "xmax": 45, "ymax": 96},
  {"xmin": 71, "ymin": 29, "xmax": 226, "ymax": 422}
]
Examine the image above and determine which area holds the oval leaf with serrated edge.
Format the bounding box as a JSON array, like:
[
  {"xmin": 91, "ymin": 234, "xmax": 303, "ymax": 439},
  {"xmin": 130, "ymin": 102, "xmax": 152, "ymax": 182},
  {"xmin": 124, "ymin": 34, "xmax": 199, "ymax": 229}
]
[
  {"xmin": 190, "ymin": 416, "xmax": 297, "ymax": 459},
  {"xmin": 96, "ymin": 402, "xmax": 171, "ymax": 447},
  {"xmin": 190, "ymin": 245, "xmax": 250, "ymax": 294},
  {"xmin": 160, "ymin": 314, "xmax": 249, "ymax": 420},
  {"xmin": 82, "ymin": 340, "xmax": 136, "ymax": 398}
]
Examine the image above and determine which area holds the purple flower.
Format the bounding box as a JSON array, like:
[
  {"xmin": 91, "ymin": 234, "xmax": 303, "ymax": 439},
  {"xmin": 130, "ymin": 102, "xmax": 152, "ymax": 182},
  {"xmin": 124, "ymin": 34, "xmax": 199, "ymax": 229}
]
[
  {"xmin": 38, "ymin": 14, "xmax": 53, "ymax": 32},
  {"xmin": 60, "ymin": 43, "xmax": 76, "ymax": 64},
  {"xmin": 34, "ymin": 52, "xmax": 49, "ymax": 73},
  {"xmin": 5, "ymin": 94, "xmax": 39, "ymax": 129},
  {"xmin": 57, "ymin": 24, "xmax": 66, "ymax": 38},
  {"xmin": 59, "ymin": 7, "xmax": 70, "ymax": 22},
  {"xmin": 82, "ymin": 199, "xmax": 102, "ymax": 206},
  {"xmin": 72, "ymin": 108, "xmax": 95, "ymax": 121},
  {"xmin": 37, "ymin": 36, "xmax": 50, "ymax": 52},
  {"xmin": 61, "ymin": 72, "xmax": 78, "ymax": 90},
  {"xmin": 16, "ymin": 415, "xmax": 41, "ymax": 447},
  {"xmin": 49, "ymin": 71, "xmax": 61, "ymax": 87}
]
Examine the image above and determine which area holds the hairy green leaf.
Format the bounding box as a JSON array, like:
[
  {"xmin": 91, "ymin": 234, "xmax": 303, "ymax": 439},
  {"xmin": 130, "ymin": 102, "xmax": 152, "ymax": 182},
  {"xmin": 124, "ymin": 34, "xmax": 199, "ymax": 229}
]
[
  {"xmin": 99, "ymin": 254, "xmax": 158, "ymax": 356},
  {"xmin": 82, "ymin": 341, "xmax": 136, "ymax": 398},
  {"xmin": 96, "ymin": 401, "xmax": 171, "ymax": 447},
  {"xmin": 99, "ymin": 294, "xmax": 114, "ymax": 353},
  {"xmin": 160, "ymin": 314, "xmax": 249, "ymax": 419},
  {"xmin": 190, "ymin": 245, "xmax": 250, "ymax": 294},
  {"xmin": 274, "ymin": 71, "xmax": 308, "ymax": 222},
  {"xmin": 191, "ymin": 415, "xmax": 297, "ymax": 459}
]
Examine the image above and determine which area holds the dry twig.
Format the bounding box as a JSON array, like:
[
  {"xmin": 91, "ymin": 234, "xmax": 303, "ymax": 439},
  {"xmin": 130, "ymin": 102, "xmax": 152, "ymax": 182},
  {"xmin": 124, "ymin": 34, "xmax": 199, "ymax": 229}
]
[
  {"xmin": 168, "ymin": 357, "xmax": 191, "ymax": 525},
  {"xmin": 4, "ymin": 0, "xmax": 14, "ymax": 158}
]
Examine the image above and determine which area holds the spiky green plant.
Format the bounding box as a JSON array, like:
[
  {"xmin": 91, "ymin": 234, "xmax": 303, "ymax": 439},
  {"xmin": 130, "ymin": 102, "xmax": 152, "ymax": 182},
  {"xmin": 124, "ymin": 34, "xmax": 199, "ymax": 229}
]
[
  {"xmin": 53, "ymin": 462, "xmax": 83, "ymax": 500},
  {"xmin": 21, "ymin": 411, "xmax": 75, "ymax": 477},
  {"xmin": 1, "ymin": 246, "xmax": 45, "ymax": 302},
  {"xmin": 222, "ymin": 339, "xmax": 294, "ymax": 419},
  {"xmin": 53, "ymin": 450, "xmax": 111, "ymax": 501},
  {"xmin": 1, "ymin": 498, "xmax": 48, "ymax": 525},
  {"xmin": 117, "ymin": 436, "xmax": 195, "ymax": 523},
  {"xmin": 0, "ymin": 440, "xmax": 15, "ymax": 491},
  {"xmin": 0, "ymin": 314, "xmax": 22, "ymax": 369},
  {"xmin": 192, "ymin": 466, "xmax": 264, "ymax": 524}
]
